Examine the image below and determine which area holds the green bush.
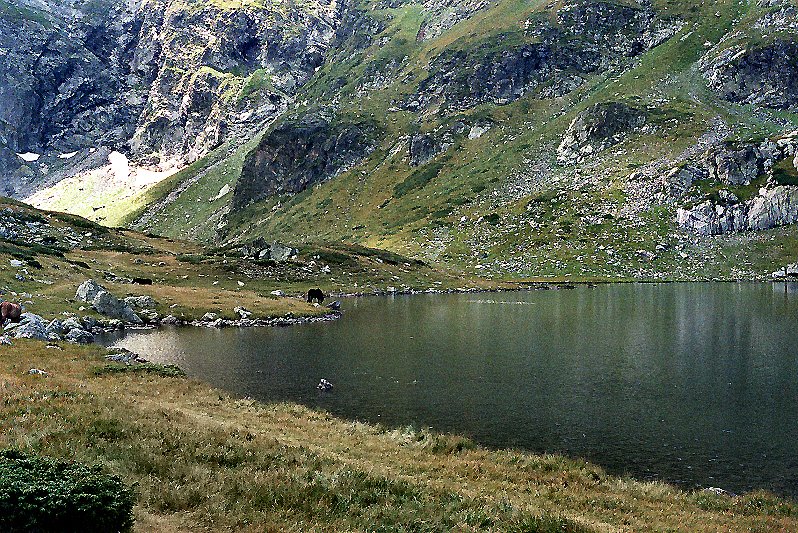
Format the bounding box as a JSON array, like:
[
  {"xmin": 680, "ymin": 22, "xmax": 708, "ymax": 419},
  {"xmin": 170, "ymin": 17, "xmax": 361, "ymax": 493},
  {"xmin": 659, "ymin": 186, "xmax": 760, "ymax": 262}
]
[
  {"xmin": 93, "ymin": 363, "xmax": 186, "ymax": 378},
  {"xmin": 393, "ymin": 162, "xmax": 445, "ymax": 198},
  {"xmin": 0, "ymin": 449, "xmax": 134, "ymax": 532}
]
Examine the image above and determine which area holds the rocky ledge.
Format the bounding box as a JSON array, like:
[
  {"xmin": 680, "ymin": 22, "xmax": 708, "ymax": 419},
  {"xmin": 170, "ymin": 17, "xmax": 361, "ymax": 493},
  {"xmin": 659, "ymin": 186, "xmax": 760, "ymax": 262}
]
[
  {"xmin": 677, "ymin": 185, "xmax": 798, "ymax": 236},
  {"xmin": 674, "ymin": 134, "xmax": 798, "ymax": 235}
]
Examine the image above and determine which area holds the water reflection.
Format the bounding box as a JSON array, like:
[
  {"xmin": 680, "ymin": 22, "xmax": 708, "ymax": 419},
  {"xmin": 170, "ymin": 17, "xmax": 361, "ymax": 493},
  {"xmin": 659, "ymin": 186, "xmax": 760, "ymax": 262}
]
[{"xmin": 102, "ymin": 283, "xmax": 798, "ymax": 497}]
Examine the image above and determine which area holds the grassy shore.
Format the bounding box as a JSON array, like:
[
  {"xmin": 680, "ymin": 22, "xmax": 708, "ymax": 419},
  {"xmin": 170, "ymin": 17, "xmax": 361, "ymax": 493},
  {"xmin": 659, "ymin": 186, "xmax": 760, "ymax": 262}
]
[
  {"xmin": 1, "ymin": 340, "xmax": 795, "ymax": 532},
  {"xmin": 0, "ymin": 198, "xmax": 510, "ymax": 325}
]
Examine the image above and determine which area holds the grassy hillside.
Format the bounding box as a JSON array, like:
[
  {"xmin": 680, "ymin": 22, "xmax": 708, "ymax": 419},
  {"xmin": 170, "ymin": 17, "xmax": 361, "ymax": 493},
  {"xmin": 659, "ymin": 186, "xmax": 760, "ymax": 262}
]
[
  {"xmin": 3, "ymin": 340, "xmax": 797, "ymax": 532},
  {"xmin": 46, "ymin": 0, "xmax": 798, "ymax": 280},
  {"xmin": 0, "ymin": 198, "xmax": 493, "ymax": 325}
]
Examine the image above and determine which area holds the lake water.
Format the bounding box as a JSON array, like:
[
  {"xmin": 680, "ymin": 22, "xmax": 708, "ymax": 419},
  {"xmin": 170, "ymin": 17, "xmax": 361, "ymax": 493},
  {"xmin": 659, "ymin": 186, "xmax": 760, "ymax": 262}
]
[{"xmin": 102, "ymin": 283, "xmax": 798, "ymax": 498}]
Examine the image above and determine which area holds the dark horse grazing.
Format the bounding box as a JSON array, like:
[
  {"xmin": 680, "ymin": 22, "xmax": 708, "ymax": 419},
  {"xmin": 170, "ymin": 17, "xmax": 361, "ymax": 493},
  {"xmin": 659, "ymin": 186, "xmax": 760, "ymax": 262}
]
[
  {"xmin": 1, "ymin": 301, "xmax": 22, "ymax": 326},
  {"xmin": 307, "ymin": 288, "xmax": 325, "ymax": 304}
]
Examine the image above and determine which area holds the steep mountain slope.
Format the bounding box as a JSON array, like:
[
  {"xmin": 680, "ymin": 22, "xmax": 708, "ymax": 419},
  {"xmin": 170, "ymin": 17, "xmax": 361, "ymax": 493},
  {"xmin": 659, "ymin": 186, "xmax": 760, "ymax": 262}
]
[
  {"xmin": 1, "ymin": 0, "xmax": 342, "ymax": 212},
  {"xmin": 6, "ymin": 0, "xmax": 798, "ymax": 280}
]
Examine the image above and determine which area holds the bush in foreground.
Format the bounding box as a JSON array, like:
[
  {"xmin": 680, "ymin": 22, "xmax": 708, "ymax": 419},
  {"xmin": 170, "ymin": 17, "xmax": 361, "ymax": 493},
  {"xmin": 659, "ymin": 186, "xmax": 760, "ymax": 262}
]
[{"xmin": 0, "ymin": 449, "xmax": 134, "ymax": 532}]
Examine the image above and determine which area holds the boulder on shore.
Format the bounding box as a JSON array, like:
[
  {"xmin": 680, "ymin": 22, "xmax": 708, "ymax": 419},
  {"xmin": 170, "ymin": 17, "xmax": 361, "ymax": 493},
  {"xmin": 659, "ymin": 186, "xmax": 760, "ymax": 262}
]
[
  {"xmin": 14, "ymin": 313, "xmax": 48, "ymax": 340},
  {"xmin": 76, "ymin": 280, "xmax": 142, "ymax": 324}
]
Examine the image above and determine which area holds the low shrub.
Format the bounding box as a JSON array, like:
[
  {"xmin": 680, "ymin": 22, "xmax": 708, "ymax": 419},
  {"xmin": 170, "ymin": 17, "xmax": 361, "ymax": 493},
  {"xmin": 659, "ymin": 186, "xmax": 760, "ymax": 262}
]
[
  {"xmin": 93, "ymin": 363, "xmax": 186, "ymax": 378},
  {"xmin": 0, "ymin": 449, "xmax": 134, "ymax": 532}
]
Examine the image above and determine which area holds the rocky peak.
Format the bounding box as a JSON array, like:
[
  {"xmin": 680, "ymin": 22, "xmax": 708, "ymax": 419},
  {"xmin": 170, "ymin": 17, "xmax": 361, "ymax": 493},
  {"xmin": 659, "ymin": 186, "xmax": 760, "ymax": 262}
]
[{"xmin": 0, "ymin": 0, "xmax": 349, "ymax": 198}]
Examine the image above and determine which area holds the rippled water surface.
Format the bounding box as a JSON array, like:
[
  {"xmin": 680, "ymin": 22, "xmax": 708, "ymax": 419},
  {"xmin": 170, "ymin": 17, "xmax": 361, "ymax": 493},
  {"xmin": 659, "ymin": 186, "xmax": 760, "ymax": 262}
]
[{"xmin": 102, "ymin": 283, "xmax": 798, "ymax": 497}]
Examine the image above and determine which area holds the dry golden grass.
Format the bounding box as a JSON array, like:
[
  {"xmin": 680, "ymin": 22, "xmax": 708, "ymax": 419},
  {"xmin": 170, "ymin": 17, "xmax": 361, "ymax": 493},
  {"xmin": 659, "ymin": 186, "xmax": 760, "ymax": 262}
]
[{"xmin": 1, "ymin": 340, "xmax": 795, "ymax": 532}]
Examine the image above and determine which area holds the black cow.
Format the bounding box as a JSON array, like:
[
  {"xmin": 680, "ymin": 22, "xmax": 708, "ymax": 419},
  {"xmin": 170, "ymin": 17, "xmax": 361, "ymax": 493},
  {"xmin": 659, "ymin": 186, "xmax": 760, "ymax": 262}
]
[{"xmin": 307, "ymin": 288, "xmax": 325, "ymax": 304}]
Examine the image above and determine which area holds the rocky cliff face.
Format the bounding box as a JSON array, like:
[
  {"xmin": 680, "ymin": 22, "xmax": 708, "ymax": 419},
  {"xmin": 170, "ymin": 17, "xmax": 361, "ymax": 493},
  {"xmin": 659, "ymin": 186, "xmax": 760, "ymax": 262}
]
[
  {"xmin": 0, "ymin": 0, "xmax": 345, "ymax": 197},
  {"xmin": 409, "ymin": 1, "xmax": 678, "ymax": 112},
  {"xmin": 674, "ymin": 135, "xmax": 798, "ymax": 234},
  {"xmin": 557, "ymin": 102, "xmax": 649, "ymax": 164},
  {"xmin": 702, "ymin": 39, "xmax": 798, "ymax": 111},
  {"xmin": 234, "ymin": 115, "xmax": 377, "ymax": 209}
]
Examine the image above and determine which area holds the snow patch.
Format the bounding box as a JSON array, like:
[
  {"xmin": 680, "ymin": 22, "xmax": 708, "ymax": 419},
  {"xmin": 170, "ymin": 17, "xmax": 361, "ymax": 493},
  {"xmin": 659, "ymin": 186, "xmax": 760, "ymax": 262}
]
[
  {"xmin": 17, "ymin": 152, "xmax": 40, "ymax": 162},
  {"xmin": 59, "ymin": 151, "xmax": 79, "ymax": 159},
  {"xmin": 108, "ymin": 151, "xmax": 130, "ymax": 182}
]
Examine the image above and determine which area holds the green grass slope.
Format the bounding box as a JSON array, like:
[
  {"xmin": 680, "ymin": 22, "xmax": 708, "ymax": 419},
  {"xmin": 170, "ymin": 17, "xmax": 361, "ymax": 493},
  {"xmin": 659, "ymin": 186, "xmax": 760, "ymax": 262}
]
[{"xmin": 130, "ymin": 0, "xmax": 798, "ymax": 281}]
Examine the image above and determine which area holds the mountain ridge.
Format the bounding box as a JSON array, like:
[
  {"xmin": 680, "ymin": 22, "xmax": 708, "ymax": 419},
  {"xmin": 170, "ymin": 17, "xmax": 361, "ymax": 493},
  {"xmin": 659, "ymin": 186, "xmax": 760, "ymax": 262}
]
[{"xmin": 2, "ymin": 0, "xmax": 798, "ymax": 280}]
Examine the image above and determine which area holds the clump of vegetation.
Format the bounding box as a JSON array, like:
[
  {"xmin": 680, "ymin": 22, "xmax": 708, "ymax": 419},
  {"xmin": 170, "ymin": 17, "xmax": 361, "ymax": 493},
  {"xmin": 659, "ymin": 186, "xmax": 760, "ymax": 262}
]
[
  {"xmin": 93, "ymin": 363, "xmax": 186, "ymax": 378},
  {"xmin": 0, "ymin": 449, "xmax": 134, "ymax": 532},
  {"xmin": 773, "ymin": 158, "xmax": 798, "ymax": 186},
  {"xmin": 393, "ymin": 162, "xmax": 446, "ymax": 198}
]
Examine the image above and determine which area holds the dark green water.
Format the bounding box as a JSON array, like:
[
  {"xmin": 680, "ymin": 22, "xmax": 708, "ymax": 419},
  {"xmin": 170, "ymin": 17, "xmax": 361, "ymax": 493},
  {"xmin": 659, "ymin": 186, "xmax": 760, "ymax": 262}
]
[{"xmin": 104, "ymin": 283, "xmax": 798, "ymax": 498}]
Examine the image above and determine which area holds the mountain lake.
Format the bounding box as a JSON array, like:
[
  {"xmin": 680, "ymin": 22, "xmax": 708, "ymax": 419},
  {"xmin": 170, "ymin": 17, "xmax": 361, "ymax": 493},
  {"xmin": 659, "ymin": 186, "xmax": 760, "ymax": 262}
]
[{"xmin": 100, "ymin": 283, "xmax": 798, "ymax": 498}]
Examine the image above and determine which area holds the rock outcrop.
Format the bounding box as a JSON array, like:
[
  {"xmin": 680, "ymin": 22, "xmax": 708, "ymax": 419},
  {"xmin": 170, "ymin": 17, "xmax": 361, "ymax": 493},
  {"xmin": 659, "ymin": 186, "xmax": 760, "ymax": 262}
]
[
  {"xmin": 0, "ymin": 0, "xmax": 348, "ymax": 197},
  {"xmin": 411, "ymin": 1, "xmax": 679, "ymax": 111},
  {"xmin": 677, "ymin": 185, "xmax": 798, "ymax": 235},
  {"xmin": 76, "ymin": 280, "xmax": 142, "ymax": 324},
  {"xmin": 558, "ymin": 102, "xmax": 648, "ymax": 163},
  {"xmin": 233, "ymin": 115, "xmax": 376, "ymax": 209},
  {"xmin": 702, "ymin": 39, "xmax": 798, "ymax": 111}
]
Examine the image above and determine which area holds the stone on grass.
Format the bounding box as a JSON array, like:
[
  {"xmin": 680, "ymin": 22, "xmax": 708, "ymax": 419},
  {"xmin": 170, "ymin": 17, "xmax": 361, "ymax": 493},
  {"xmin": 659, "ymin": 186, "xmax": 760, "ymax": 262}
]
[
  {"xmin": 14, "ymin": 313, "xmax": 47, "ymax": 340},
  {"xmin": 76, "ymin": 279, "xmax": 105, "ymax": 303},
  {"xmin": 65, "ymin": 328, "xmax": 94, "ymax": 344}
]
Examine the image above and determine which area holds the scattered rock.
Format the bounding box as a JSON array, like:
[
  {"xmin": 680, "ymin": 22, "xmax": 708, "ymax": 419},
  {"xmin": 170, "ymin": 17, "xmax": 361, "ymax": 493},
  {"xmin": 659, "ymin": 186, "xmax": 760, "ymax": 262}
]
[
  {"xmin": 772, "ymin": 263, "xmax": 798, "ymax": 279},
  {"xmin": 317, "ymin": 378, "xmax": 333, "ymax": 391},
  {"xmin": 234, "ymin": 307, "xmax": 252, "ymax": 319},
  {"xmin": 65, "ymin": 328, "xmax": 94, "ymax": 344},
  {"xmin": 270, "ymin": 290, "xmax": 285, "ymax": 297},
  {"xmin": 702, "ymin": 487, "xmax": 734, "ymax": 497},
  {"xmin": 27, "ymin": 368, "xmax": 48, "ymax": 376},
  {"xmin": 0, "ymin": 336, "xmax": 12, "ymax": 346},
  {"xmin": 105, "ymin": 348, "xmax": 147, "ymax": 365},
  {"xmin": 124, "ymin": 296, "xmax": 157, "ymax": 310},
  {"xmin": 14, "ymin": 313, "xmax": 48, "ymax": 340}
]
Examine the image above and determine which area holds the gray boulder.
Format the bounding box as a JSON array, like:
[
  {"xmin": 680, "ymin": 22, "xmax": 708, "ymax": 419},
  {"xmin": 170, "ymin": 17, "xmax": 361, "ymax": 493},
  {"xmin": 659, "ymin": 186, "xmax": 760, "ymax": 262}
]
[
  {"xmin": 76, "ymin": 279, "xmax": 105, "ymax": 303},
  {"xmin": 93, "ymin": 291, "xmax": 143, "ymax": 324},
  {"xmin": 234, "ymin": 306, "xmax": 252, "ymax": 319},
  {"xmin": 45, "ymin": 319, "xmax": 65, "ymax": 336},
  {"xmin": 65, "ymin": 328, "xmax": 94, "ymax": 344},
  {"xmin": 124, "ymin": 296, "xmax": 157, "ymax": 310},
  {"xmin": 61, "ymin": 317, "xmax": 84, "ymax": 332},
  {"xmin": 14, "ymin": 313, "xmax": 48, "ymax": 340},
  {"xmin": 82, "ymin": 316, "xmax": 98, "ymax": 330}
]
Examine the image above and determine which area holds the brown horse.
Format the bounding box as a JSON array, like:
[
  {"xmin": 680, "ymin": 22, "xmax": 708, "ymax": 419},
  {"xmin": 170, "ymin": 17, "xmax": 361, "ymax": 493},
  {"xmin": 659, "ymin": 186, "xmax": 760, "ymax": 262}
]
[{"xmin": 1, "ymin": 301, "xmax": 22, "ymax": 326}]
